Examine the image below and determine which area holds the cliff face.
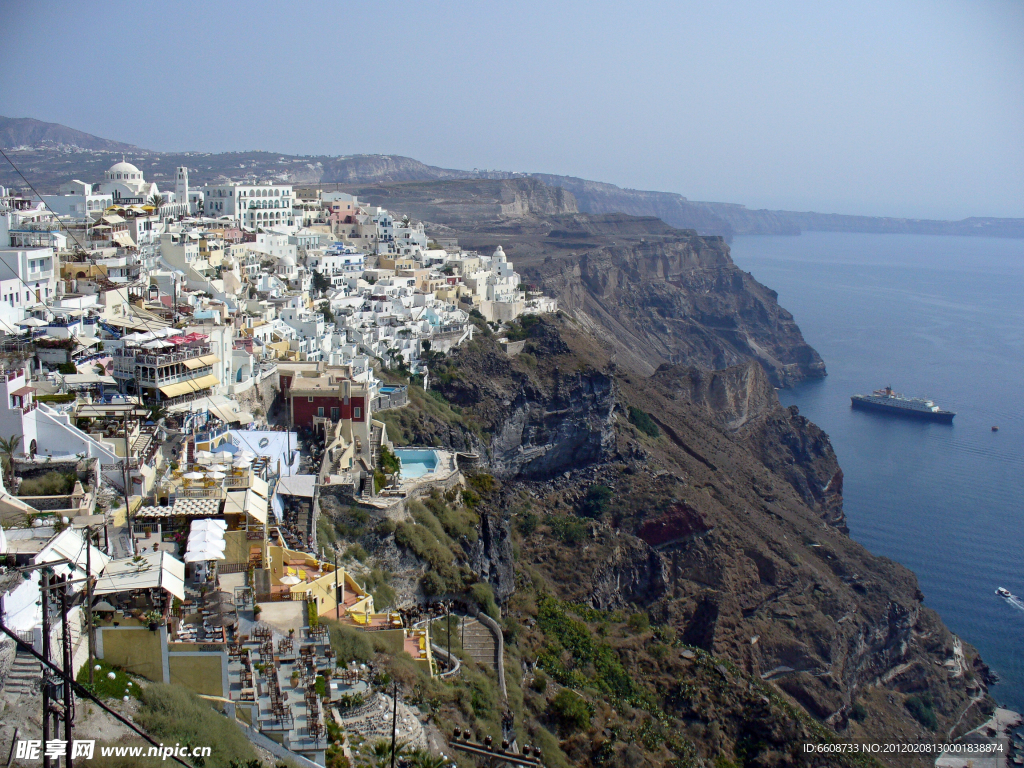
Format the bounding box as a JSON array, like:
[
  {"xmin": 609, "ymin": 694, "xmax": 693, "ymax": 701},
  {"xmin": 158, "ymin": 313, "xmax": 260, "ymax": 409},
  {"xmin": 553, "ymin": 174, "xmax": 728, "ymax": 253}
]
[
  {"xmin": 531, "ymin": 173, "xmax": 736, "ymax": 237},
  {"xmin": 416, "ymin": 320, "xmax": 988, "ymax": 765},
  {"xmin": 333, "ymin": 178, "xmax": 577, "ymax": 228},
  {"xmin": 533, "ymin": 237, "xmax": 826, "ymax": 386}
]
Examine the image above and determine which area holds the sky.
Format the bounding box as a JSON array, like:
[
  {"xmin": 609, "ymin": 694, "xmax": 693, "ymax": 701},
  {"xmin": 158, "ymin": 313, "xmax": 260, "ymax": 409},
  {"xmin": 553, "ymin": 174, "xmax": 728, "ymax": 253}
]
[{"xmin": 1, "ymin": 1, "xmax": 1022, "ymax": 220}]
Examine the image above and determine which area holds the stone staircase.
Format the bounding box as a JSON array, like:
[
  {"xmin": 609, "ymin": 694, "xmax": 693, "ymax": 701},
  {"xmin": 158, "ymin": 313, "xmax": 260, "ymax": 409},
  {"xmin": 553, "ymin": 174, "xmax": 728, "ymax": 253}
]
[
  {"xmin": 3, "ymin": 649, "xmax": 41, "ymax": 698},
  {"xmin": 461, "ymin": 617, "xmax": 498, "ymax": 670},
  {"xmin": 369, "ymin": 425, "xmax": 382, "ymax": 467}
]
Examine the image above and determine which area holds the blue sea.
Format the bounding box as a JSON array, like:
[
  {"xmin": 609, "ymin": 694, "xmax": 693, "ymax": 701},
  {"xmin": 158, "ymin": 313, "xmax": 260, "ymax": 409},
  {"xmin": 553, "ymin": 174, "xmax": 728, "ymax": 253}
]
[{"xmin": 730, "ymin": 232, "xmax": 1024, "ymax": 711}]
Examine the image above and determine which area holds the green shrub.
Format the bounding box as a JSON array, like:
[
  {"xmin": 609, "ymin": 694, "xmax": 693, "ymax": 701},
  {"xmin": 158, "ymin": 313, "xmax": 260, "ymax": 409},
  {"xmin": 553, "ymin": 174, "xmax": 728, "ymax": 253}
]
[
  {"xmin": 548, "ymin": 689, "xmax": 592, "ymax": 733},
  {"xmin": 628, "ymin": 406, "xmax": 660, "ymax": 438},
  {"xmin": 531, "ymin": 672, "xmax": 548, "ymax": 693},
  {"xmin": 325, "ymin": 619, "xmax": 374, "ymax": 664},
  {"xmin": 135, "ymin": 683, "xmax": 259, "ymax": 768},
  {"xmin": 378, "ymin": 444, "xmax": 400, "ymax": 475},
  {"xmin": 344, "ymin": 543, "xmax": 368, "ymax": 562},
  {"xmin": 627, "ymin": 613, "xmax": 650, "ymax": 633},
  {"xmin": 57, "ymin": 362, "xmax": 77, "ymax": 375},
  {"xmin": 904, "ymin": 694, "xmax": 937, "ymax": 730},
  {"xmin": 518, "ymin": 511, "xmax": 539, "ymax": 536},
  {"xmin": 580, "ymin": 484, "xmax": 613, "ymax": 518},
  {"xmin": 307, "ymin": 600, "xmax": 320, "ymax": 629},
  {"xmin": 470, "ymin": 581, "xmax": 500, "ymax": 620},
  {"xmin": 547, "ymin": 515, "xmax": 588, "ymax": 545},
  {"xmin": 850, "ymin": 701, "xmax": 868, "ymax": 722},
  {"xmin": 461, "ymin": 489, "xmax": 480, "ymax": 508},
  {"xmin": 19, "ymin": 471, "xmax": 76, "ymax": 496}
]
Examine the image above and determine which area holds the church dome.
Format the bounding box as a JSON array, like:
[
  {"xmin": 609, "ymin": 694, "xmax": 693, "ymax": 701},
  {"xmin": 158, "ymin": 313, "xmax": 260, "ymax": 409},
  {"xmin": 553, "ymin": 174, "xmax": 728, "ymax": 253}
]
[
  {"xmin": 279, "ymin": 254, "xmax": 296, "ymax": 268},
  {"xmin": 106, "ymin": 161, "xmax": 142, "ymax": 180},
  {"xmin": 493, "ymin": 245, "xmax": 506, "ymax": 261}
]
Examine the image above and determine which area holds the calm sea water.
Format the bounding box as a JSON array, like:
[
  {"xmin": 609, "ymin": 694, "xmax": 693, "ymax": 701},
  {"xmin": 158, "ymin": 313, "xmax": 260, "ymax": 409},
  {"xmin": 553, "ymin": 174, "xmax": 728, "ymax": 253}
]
[{"xmin": 730, "ymin": 232, "xmax": 1024, "ymax": 711}]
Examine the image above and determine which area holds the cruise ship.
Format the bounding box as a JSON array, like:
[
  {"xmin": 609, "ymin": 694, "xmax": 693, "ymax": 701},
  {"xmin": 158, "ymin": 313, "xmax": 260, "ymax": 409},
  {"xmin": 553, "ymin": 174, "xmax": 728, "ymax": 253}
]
[{"xmin": 850, "ymin": 386, "xmax": 955, "ymax": 423}]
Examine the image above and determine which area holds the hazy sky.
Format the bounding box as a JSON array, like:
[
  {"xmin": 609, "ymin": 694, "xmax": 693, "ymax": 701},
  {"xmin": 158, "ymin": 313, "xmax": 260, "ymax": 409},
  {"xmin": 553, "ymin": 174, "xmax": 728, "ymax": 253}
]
[{"xmin": 1, "ymin": 1, "xmax": 1021, "ymax": 219}]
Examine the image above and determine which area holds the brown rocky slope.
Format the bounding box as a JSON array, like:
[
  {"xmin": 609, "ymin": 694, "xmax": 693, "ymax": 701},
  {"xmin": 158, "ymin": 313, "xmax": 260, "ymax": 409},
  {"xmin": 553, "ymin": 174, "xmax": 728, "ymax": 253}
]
[{"xmin": 372, "ymin": 318, "xmax": 991, "ymax": 767}]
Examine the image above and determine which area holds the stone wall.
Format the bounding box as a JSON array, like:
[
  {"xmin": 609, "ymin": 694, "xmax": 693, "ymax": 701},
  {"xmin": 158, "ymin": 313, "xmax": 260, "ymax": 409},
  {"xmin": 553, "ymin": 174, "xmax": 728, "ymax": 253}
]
[{"xmin": 234, "ymin": 368, "xmax": 280, "ymax": 423}]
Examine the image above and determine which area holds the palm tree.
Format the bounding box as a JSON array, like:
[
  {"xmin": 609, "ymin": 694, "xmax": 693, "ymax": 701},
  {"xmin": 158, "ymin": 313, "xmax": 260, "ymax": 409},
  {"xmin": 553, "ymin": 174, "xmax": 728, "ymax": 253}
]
[
  {"xmin": 407, "ymin": 749, "xmax": 447, "ymax": 768},
  {"xmin": 0, "ymin": 434, "xmax": 23, "ymax": 487},
  {"xmin": 368, "ymin": 738, "xmax": 408, "ymax": 766},
  {"xmin": 147, "ymin": 193, "xmax": 166, "ymax": 212}
]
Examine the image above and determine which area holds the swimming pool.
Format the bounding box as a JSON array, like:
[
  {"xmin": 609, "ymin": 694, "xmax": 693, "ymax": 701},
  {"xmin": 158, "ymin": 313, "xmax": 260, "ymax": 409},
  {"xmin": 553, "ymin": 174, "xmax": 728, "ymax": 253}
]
[{"xmin": 394, "ymin": 448, "xmax": 438, "ymax": 479}]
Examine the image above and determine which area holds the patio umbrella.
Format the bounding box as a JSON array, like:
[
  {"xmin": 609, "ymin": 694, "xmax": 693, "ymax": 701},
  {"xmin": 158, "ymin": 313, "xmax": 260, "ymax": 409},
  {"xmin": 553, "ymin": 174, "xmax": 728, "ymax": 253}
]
[
  {"xmin": 18, "ymin": 318, "xmax": 47, "ymax": 327},
  {"xmin": 204, "ymin": 594, "xmax": 234, "ymax": 608},
  {"xmin": 184, "ymin": 546, "xmax": 226, "ymax": 562},
  {"xmin": 279, "ymin": 575, "xmax": 302, "ymax": 586},
  {"xmin": 192, "ymin": 518, "xmax": 227, "ymax": 531},
  {"xmin": 93, "ymin": 601, "xmax": 116, "ymax": 612},
  {"xmin": 182, "ymin": 471, "xmax": 205, "ymax": 480},
  {"xmin": 195, "ymin": 450, "xmax": 215, "ymax": 460},
  {"xmin": 206, "ymin": 471, "xmax": 226, "ymax": 480},
  {"xmin": 205, "ymin": 614, "xmax": 237, "ymax": 627},
  {"xmin": 142, "ymin": 339, "xmax": 172, "ymax": 349},
  {"xmin": 232, "ymin": 459, "xmax": 251, "ymax": 469},
  {"xmin": 188, "ymin": 531, "xmax": 224, "ymax": 545},
  {"xmin": 236, "ymin": 450, "xmax": 256, "ymax": 460}
]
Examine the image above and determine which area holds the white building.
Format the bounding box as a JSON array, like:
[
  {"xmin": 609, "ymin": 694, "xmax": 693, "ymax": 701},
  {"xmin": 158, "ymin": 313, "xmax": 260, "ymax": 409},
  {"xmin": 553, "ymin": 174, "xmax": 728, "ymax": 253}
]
[
  {"xmin": 40, "ymin": 180, "xmax": 113, "ymax": 221},
  {"xmin": 201, "ymin": 184, "xmax": 295, "ymax": 229}
]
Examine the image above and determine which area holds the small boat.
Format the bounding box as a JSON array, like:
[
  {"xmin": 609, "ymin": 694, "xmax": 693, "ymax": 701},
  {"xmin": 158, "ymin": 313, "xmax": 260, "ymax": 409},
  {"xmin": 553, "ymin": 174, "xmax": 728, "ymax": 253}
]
[
  {"xmin": 992, "ymin": 426, "xmax": 999, "ymax": 432},
  {"xmin": 997, "ymin": 587, "xmax": 1012, "ymax": 598}
]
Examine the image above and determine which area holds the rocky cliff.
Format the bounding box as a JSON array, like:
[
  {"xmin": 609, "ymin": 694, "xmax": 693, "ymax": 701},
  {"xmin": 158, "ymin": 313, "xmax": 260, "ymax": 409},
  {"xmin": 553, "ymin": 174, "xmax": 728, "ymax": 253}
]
[
  {"xmin": 532, "ymin": 236, "xmax": 826, "ymax": 386},
  {"xmin": 380, "ymin": 319, "xmax": 990, "ymax": 766},
  {"xmin": 335, "ymin": 178, "xmax": 577, "ymax": 228}
]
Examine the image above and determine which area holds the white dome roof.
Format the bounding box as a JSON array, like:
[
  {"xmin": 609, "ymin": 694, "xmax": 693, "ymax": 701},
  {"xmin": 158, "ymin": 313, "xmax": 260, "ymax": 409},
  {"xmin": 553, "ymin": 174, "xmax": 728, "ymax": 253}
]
[
  {"xmin": 279, "ymin": 254, "xmax": 296, "ymax": 267},
  {"xmin": 107, "ymin": 161, "xmax": 141, "ymax": 175}
]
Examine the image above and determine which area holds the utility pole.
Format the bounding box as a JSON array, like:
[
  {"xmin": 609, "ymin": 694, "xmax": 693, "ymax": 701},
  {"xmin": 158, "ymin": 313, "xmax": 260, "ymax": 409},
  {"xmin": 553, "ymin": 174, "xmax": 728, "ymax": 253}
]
[
  {"xmin": 391, "ymin": 678, "xmax": 398, "ymax": 768},
  {"xmin": 60, "ymin": 584, "xmax": 74, "ymax": 768},
  {"xmin": 334, "ymin": 551, "xmax": 340, "ymax": 620},
  {"xmin": 41, "ymin": 571, "xmax": 51, "ymax": 768},
  {"xmin": 446, "ymin": 601, "xmax": 451, "ymax": 676},
  {"xmin": 85, "ymin": 526, "xmax": 95, "ymax": 687}
]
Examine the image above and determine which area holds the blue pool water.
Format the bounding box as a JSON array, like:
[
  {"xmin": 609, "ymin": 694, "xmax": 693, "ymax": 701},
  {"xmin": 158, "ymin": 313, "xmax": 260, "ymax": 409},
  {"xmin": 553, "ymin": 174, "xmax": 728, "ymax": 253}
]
[
  {"xmin": 730, "ymin": 232, "xmax": 1024, "ymax": 710},
  {"xmin": 394, "ymin": 448, "xmax": 438, "ymax": 479}
]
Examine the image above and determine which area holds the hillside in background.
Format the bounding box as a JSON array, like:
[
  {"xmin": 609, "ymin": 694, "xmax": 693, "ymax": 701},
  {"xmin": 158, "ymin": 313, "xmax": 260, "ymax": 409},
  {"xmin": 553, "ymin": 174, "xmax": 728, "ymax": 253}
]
[
  {"xmin": 0, "ymin": 115, "xmax": 142, "ymax": 152},
  {"xmin": 1, "ymin": 116, "xmax": 1021, "ymax": 240}
]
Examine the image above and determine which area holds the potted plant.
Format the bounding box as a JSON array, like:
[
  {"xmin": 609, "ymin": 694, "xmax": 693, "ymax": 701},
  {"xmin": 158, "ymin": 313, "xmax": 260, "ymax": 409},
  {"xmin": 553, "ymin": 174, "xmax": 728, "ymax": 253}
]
[
  {"xmin": 291, "ymin": 670, "xmax": 300, "ymax": 688},
  {"xmin": 144, "ymin": 610, "xmax": 163, "ymax": 631},
  {"xmin": 288, "ymin": 628, "xmax": 295, "ymax": 637},
  {"xmin": 253, "ymin": 604, "xmax": 262, "ymax": 620}
]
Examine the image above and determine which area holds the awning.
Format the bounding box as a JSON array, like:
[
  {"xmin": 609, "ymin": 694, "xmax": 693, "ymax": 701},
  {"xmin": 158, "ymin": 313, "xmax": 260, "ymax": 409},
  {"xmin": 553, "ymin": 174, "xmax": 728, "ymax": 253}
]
[
  {"xmin": 112, "ymin": 231, "xmax": 137, "ymax": 248},
  {"xmin": 182, "ymin": 354, "xmax": 220, "ymax": 370},
  {"xmin": 158, "ymin": 374, "xmax": 220, "ymax": 397}
]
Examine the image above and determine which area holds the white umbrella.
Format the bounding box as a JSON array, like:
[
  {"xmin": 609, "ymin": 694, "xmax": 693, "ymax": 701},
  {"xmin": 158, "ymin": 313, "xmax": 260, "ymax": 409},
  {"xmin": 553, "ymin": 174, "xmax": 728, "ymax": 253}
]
[
  {"xmin": 192, "ymin": 518, "xmax": 227, "ymax": 532},
  {"xmin": 195, "ymin": 450, "xmax": 215, "ymax": 460},
  {"xmin": 206, "ymin": 471, "xmax": 226, "ymax": 480},
  {"xmin": 182, "ymin": 471, "xmax": 205, "ymax": 480},
  {"xmin": 136, "ymin": 331, "xmax": 157, "ymax": 342},
  {"xmin": 232, "ymin": 459, "xmax": 251, "ymax": 469},
  {"xmin": 184, "ymin": 548, "xmax": 226, "ymax": 562},
  {"xmin": 188, "ymin": 530, "xmax": 224, "ymax": 545},
  {"xmin": 280, "ymin": 575, "xmax": 302, "ymax": 586},
  {"xmin": 143, "ymin": 339, "xmax": 172, "ymax": 349},
  {"xmin": 19, "ymin": 318, "xmax": 47, "ymax": 327},
  {"xmin": 236, "ymin": 450, "xmax": 256, "ymax": 460}
]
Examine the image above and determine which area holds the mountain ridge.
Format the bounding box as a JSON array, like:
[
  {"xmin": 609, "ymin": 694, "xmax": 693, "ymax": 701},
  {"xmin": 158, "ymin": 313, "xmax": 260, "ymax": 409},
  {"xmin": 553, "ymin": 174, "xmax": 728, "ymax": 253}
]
[{"xmin": 1, "ymin": 115, "xmax": 1020, "ymax": 238}]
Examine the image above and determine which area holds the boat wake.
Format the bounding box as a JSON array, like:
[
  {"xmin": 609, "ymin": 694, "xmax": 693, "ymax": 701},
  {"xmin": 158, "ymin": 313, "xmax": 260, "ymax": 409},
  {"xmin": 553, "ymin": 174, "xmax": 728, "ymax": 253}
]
[{"xmin": 996, "ymin": 588, "xmax": 1024, "ymax": 613}]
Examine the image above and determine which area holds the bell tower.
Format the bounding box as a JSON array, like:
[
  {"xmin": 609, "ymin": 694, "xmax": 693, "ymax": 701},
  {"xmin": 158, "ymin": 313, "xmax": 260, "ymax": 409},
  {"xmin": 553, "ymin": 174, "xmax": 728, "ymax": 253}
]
[{"xmin": 175, "ymin": 166, "xmax": 189, "ymax": 201}]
